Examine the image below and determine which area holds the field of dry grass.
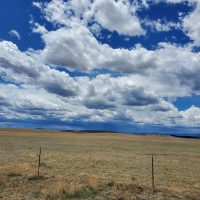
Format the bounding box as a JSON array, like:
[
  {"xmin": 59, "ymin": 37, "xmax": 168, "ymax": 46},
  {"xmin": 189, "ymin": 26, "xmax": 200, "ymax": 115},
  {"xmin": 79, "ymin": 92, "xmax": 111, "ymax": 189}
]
[{"xmin": 1, "ymin": 128, "xmax": 200, "ymax": 200}]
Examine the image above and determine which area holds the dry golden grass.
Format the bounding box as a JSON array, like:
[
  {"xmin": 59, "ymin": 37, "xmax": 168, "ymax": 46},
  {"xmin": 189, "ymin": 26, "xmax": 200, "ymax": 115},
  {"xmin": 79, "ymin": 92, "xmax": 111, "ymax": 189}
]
[{"xmin": 1, "ymin": 128, "xmax": 200, "ymax": 199}]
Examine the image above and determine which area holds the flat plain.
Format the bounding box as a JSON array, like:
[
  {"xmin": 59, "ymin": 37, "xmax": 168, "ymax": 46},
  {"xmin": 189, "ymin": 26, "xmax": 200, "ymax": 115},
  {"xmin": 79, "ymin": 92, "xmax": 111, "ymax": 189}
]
[{"xmin": 0, "ymin": 128, "xmax": 200, "ymax": 200}]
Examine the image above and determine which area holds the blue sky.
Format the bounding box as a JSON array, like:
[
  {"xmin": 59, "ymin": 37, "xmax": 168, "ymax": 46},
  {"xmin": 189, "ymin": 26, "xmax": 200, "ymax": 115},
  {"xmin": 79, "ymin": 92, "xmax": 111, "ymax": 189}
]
[{"xmin": 1, "ymin": 0, "xmax": 200, "ymax": 135}]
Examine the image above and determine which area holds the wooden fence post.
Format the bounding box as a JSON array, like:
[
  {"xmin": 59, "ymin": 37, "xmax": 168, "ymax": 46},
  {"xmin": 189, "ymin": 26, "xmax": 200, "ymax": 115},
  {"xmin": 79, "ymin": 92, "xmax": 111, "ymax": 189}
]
[
  {"xmin": 37, "ymin": 147, "xmax": 42, "ymax": 177},
  {"xmin": 152, "ymin": 154, "xmax": 155, "ymax": 190}
]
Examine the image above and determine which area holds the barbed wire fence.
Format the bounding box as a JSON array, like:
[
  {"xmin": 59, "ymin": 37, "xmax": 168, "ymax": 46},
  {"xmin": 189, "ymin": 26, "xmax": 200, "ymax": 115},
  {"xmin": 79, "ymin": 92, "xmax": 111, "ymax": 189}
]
[{"xmin": 1, "ymin": 145, "xmax": 200, "ymax": 191}]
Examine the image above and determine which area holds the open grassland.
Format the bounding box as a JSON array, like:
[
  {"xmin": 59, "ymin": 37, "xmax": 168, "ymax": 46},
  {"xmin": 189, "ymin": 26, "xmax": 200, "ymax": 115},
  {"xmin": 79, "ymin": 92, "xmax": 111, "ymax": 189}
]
[{"xmin": 1, "ymin": 128, "xmax": 200, "ymax": 199}]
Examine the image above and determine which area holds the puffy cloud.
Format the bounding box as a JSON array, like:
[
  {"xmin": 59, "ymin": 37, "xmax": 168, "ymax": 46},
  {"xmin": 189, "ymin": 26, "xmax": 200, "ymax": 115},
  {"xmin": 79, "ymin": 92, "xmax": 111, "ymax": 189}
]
[
  {"xmin": 41, "ymin": 26, "xmax": 104, "ymax": 71},
  {"xmin": 0, "ymin": 41, "xmax": 181, "ymax": 126},
  {"xmin": 182, "ymin": 2, "xmax": 200, "ymax": 46},
  {"xmin": 0, "ymin": 41, "xmax": 40, "ymax": 81},
  {"xmin": 0, "ymin": 84, "xmax": 84, "ymax": 121},
  {"xmin": 128, "ymin": 43, "xmax": 200, "ymax": 98},
  {"xmin": 87, "ymin": 0, "xmax": 144, "ymax": 36},
  {"xmin": 0, "ymin": 80, "xmax": 179, "ymax": 126},
  {"xmin": 179, "ymin": 106, "xmax": 200, "ymax": 126},
  {"xmin": 33, "ymin": 0, "xmax": 144, "ymax": 36},
  {"xmin": 81, "ymin": 74, "xmax": 161, "ymax": 110},
  {"xmin": 9, "ymin": 30, "xmax": 21, "ymax": 40},
  {"xmin": 155, "ymin": 43, "xmax": 200, "ymax": 93},
  {"xmin": 1, "ymin": 41, "xmax": 200, "ymax": 127},
  {"xmin": 38, "ymin": 69, "xmax": 79, "ymax": 97},
  {"xmin": 40, "ymin": 25, "xmax": 156, "ymax": 73},
  {"xmin": 40, "ymin": 22, "xmax": 200, "ymax": 98},
  {"xmin": 0, "ymin": 41, "xmax": 79, "ymax": 97},
  {"xmin": 1, "ymin": 0, "xmax": 200, "ymax": 130}
]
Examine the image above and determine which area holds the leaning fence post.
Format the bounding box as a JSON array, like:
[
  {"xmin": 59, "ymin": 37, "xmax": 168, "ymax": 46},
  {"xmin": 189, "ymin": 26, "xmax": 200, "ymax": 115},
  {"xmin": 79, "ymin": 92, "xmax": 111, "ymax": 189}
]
[
  {"xmin": 37, "ymin": 146, "xmax": 42, "ymax": 177},
  {"xmin": 151, "ymin": 154, "xmax": 155, "ymax": 190}
]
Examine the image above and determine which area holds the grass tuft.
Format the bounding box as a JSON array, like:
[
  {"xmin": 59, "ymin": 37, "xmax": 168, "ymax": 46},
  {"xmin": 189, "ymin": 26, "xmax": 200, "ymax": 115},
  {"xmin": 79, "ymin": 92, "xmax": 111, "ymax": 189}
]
[
  {"xmin": 7, "ymin": 172, "xmax": 22, "ymax": 177},
  {"xmin": 28, "ymin": 175, "xmax": 45, "ymax": 181},
  {"xmin": 47, "ymin": 186, "xmax": 101, "ymax": 200}
]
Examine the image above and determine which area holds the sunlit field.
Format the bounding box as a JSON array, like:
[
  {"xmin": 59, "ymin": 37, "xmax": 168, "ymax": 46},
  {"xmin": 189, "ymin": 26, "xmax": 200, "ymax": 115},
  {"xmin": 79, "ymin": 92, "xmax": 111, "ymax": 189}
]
[{"xmin": 1, "ymin": 128, "xmax": 200, "ymax": 200}]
